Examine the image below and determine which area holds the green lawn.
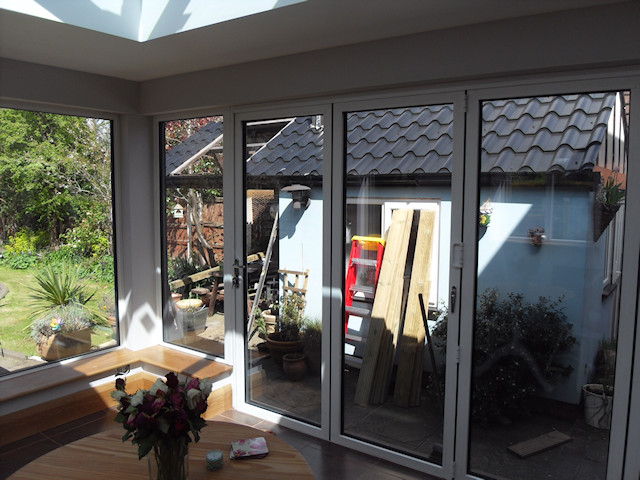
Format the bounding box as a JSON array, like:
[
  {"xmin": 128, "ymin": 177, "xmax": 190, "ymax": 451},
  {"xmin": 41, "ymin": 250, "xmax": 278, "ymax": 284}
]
[{"xmin": 0, "ymin": 264, "xmax": 114, "ymax": 357}]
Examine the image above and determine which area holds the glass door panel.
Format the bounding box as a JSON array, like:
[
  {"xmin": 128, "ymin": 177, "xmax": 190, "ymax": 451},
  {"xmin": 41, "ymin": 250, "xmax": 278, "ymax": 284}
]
[
  {"xmin": 162, "ymin": 116, "xmax": 225, "ymax": 357},
  {"xmin": 243, "ymin": 115, "xmax": 323, "ymax": 425},
  {"xmin": 342, "ymin": 104, "xmax": 454, "ymax": 463},
  {"xmin": 468, "ymin": 91, "xmax": 629, "ymax": 479}
]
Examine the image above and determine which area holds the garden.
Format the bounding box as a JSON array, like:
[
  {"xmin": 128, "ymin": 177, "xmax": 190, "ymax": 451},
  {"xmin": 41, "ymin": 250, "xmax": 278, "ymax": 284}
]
[{"xmin": 0, "ymin": 108, "xmax": 116, "ymax": 373}]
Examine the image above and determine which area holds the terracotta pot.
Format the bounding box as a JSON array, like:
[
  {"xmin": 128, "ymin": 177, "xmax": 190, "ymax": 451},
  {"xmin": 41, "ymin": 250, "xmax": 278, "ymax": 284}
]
[
  {"xmin": 283, "ymin": 352, "xmax": 307, "ymax": 381},
  {"xmin": 37, "ymin": 328, "xmax": 92, "ymax": 361},
  {"xmin": 266, "ymin": 332, "xmax": 302, "ymax": 369}
]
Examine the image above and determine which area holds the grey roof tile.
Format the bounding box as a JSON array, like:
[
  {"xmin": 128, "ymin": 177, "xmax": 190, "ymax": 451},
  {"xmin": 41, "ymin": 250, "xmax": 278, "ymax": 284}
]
[
  {"xmin": 168, "ymin": 94, "xmax": 616, "ymax": 178},
  {"xmin": 165, "ymin": 120, "xmax": 223, "ymax": 175},
  {"xmin": 247, "ymin": 117, "xmax": 324, "ymax": 177}
]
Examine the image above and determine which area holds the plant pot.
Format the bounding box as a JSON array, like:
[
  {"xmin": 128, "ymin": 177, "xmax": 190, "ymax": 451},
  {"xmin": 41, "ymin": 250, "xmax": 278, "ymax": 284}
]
[
  {"xmin": 176, "ymin": 307, "xmax": 208, "ymax": 332},
  {"xmin": 283, "ymin": 352, "xmax": 307, "ymax": 381},
  {"xmin": 37, "ymin": 328, "xmax": 92, "ymax": 361},
  {"xmin": 593, "ymin": 202, "xmax": 620, "ymax": 241},
  {"xmin": 583, "ymin": 384, "xmax": 613, "ymax": 429},
  {"xmin": 266, "ymin": 332, "xmax": 302, "ymax": 369}
]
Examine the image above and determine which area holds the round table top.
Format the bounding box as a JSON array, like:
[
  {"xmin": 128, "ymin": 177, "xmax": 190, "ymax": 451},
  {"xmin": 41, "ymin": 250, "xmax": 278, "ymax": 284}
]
[{"xmin": 9, "ymin": 421, "xmax": 314, "ymax": 480}]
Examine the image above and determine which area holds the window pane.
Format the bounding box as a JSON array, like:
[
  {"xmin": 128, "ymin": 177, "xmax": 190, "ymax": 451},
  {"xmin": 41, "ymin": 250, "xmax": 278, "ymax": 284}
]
[
  {"xmin": 162, "ymin": 116, "xmax": 224, "ymax": 357},
  {"xmin": 343, "ymin": 104, "xmax": 453, "ymax": 463},
  {"xmin": 244, "ymin": 116, "xmax": 323, "ymax": 426},
  {"xmin": 0, "ymin": 108, "xmax": 117, "ymax": 375},
  {"xmin": 469, "ymin": 92, "xmax": 629, "ymax": 480}
]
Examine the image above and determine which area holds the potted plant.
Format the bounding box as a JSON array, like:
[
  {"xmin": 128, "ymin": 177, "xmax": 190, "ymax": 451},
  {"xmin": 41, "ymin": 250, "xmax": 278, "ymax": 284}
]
[
  {"xmin": 266, "ymin": 292, "xmax": 304, "ymax": 368},
  {"xmin": 26, "ymin": 264, "xmax": 109, "ymax": 360},
  {"xmin": 302, "ymin": 318, "xmax": 322, "ymax": 376},
  {"xmin": 175, "ymin": 298, "xmax": 208, "ymax": 332},
  {"xmin": 594, "ymin": 169, "xmax": 625, "ymax": 241},
  {"xmin": 583, "ymin": 338, "xmax": 616, "ymax": 429},
  {"xmin": 30, "ymin": 303, "xmax": 93, "ymax": 360}
]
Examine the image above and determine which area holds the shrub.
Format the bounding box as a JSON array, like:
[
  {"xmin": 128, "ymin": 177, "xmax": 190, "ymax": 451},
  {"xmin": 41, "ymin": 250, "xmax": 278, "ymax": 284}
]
[
  {"xmin": 432, "ymin": 288, "xmax": 576, "ymax": 424},
  {"xmin": 302, "ymin": 318, "xmax": 322, "ymax": 351},
  {"xmin": 5, "ymin": 228, "xmax": 48, "ymax": 255},
  {"xmin": 4, "ymin": 228, "xmax": 47, "ymax": 269}
]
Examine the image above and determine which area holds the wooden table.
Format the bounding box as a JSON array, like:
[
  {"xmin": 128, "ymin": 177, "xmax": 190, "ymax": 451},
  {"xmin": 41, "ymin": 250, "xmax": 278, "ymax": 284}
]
[{"xmin": 9, "ymin": 422, "xmax": 314, "ymax": 479}]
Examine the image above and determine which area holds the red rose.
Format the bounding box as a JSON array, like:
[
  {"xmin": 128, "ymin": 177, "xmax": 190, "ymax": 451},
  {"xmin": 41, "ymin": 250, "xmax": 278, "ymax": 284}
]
[
  {"xmin": 169, "ymin": 391, "xmax": 184, "ymax": 408},
  {"xmin": 115, "ymin": 377, "xmax": 126, "ymax": 390},
  {"xmin": 186, "ymin": 378, "xmax": 200, "ymax": 390},
  {"xmin": 165, "ymin": 372, "xmax": 179, "ymax": 388}
]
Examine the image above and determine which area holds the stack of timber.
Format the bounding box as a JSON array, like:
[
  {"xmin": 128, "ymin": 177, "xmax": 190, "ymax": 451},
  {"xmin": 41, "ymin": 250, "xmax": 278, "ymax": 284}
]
[
  {"xmin": 353, "ymin": 209, "xmax": 436, "ymax": 407},
  {"xmin": 354, "ymin": 209, "xmax": 414, "ymax": 406},
  {"xmin": 394, "ymin": 210, "xmax": 435, "ymax": 407}
]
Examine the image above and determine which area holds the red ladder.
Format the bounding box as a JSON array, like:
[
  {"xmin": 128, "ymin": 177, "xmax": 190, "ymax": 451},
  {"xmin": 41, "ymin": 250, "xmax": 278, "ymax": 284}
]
[{"xmin": 345, "ymin": 236, "xmax": 385, "ymax": 334}]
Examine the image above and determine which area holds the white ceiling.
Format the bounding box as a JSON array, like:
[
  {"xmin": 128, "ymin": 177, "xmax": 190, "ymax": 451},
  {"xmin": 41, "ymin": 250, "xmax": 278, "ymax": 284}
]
[{"xmin": 0, "ymin": 0, "xmax": 625, "ymax": 82}]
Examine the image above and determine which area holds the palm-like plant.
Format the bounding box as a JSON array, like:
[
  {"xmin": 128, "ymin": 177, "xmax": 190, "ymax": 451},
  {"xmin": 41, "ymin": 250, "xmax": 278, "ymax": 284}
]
[{"xmin": 26, "ymin": 264, "xmax": 108, "ymax": 326}]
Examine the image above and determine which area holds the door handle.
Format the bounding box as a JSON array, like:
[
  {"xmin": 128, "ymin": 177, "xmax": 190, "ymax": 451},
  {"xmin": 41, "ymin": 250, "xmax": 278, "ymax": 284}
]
[
  {"xmin": 450, "ymin": 286, "xmax": 457, "ymax": 313},
  {"xmin": 232, "ymin": 260, "xmax": 245, "ymax": 288}
]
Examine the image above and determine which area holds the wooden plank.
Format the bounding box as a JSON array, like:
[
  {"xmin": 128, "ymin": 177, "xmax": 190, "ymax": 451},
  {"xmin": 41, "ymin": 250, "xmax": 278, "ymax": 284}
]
[
  {"xmin": 394, "ymin": 210, "xmax": 436, "ymax": 407},
  {"xmin": 507, "ymin": 431, "xmax": 572, "ymax": 458},
  {"xmin": 354, "ymin": 209, "xmax": 413, "ymax": 406},
  {"xmin": 168, "ymin": 252, "xmax": 264, "ymax": 289}
]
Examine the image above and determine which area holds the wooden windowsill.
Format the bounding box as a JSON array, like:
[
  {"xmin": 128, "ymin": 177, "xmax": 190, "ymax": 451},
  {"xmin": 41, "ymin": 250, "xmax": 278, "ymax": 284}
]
[{"xmin": 0, "ymin": 346, "xmax": 232, "ymax": 404}]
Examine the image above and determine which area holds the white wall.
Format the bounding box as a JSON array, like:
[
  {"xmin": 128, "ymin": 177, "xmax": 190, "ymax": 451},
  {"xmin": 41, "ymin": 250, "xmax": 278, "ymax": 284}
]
[{"xmin": 138, "ymin": 3, "xmax": 640, "ymax": 115}]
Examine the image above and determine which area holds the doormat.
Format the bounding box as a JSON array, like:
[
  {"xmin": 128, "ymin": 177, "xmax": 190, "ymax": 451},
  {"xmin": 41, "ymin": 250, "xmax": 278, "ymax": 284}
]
[{"xmin": 507, "ymin": 431, "xmax": 572, "ymax": 458}]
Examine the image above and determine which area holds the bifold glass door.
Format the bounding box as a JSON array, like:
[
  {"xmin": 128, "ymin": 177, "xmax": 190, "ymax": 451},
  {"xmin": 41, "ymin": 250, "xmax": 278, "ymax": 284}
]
[
  {"xmin": 333, "ymin": 96, "xmax": 464, "ymax": 479},
  {"xmin": 231, "ymin": 86, "xmax": 638, "ymax": 480},
  {"xmin": 458, "ymin": 89, "xmax": 634, "ymax": 480},
  {"xmin": 242, "ymin": 115, "xmax": 325, "ymax": 426}
]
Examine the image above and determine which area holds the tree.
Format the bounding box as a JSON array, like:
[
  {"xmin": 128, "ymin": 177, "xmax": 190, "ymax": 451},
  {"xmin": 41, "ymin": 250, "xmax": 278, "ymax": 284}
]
[
  {"xmin": 164, "ymin": 117, "xmax": 222, "ymax": 266},
  {"xmin": 0, "ymin": 108, "xmax": 112, "ymax": 253}
]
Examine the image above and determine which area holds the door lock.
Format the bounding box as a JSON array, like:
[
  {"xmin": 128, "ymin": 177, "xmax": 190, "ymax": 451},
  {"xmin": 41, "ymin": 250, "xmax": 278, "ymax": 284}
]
[{"xmin": 232, "ymin": 260, "xmax": 245, "ymax": 288}]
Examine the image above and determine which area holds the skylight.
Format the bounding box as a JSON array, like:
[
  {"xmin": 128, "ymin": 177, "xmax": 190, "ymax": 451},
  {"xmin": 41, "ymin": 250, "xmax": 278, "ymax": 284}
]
[{"xmin": 0, "ymin": 0, "xmax": 306, "ymax": 42}]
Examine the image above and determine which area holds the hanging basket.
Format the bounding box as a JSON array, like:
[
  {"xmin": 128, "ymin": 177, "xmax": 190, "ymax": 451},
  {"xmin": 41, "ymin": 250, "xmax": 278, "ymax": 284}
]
[{"xmin": 593, "ymin": 202, "xmax": 620, "ymax": 242}]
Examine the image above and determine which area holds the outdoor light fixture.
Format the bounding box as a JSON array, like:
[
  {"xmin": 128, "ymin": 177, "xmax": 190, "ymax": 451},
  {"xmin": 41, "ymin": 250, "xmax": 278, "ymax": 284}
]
[{"xmin": 282, "ymin": 184, "xmax": 311, "ymax": 210}]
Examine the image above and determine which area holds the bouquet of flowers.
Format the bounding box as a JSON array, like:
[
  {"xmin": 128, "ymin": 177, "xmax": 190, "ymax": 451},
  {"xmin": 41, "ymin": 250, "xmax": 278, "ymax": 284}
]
[{"xmin": 111, "ymin": 372, "xmax": 213, "ymax": 479}]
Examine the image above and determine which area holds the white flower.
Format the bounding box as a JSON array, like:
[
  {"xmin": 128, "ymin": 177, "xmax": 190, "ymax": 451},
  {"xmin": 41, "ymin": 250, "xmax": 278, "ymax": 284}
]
[
  {"xmin": 110, "ymin": 390, "xmax": 127, "ymax": 402},
  {"xmin": 149, "ymin": 378, "xmax": 169, "ymax": 396},
  {"xmin": 186, "ymin": 388, "xmax": 202, "ymax": 410},
  {"xmin": 199, "ymin": 378, "xmax": 213, "ymax": 397},
  {"xmin": 130, "ymin": 390, "xmax": 145, "ymax": 406}
]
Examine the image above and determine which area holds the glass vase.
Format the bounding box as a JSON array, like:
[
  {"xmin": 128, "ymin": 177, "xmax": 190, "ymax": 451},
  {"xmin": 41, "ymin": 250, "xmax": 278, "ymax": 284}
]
[{"xmin": 147, "ymin": 439, "xmax": 189, "ymax": 480}]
